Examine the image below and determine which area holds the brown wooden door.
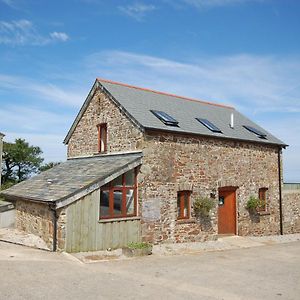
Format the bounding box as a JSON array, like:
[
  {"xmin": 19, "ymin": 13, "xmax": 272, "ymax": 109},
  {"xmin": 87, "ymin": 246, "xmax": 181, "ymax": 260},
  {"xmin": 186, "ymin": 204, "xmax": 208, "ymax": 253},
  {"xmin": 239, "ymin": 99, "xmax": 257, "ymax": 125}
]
[{"xmin": 218, "ymin": 189, "xmax": 236, "ymax": 234}]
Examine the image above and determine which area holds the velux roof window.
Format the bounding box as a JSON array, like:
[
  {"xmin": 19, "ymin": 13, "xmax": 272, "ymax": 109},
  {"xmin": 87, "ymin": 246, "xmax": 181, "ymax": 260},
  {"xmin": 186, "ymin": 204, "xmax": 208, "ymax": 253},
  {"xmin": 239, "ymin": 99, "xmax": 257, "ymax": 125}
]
[
  {"xmin": 243, "ymin": 125, "xmax": 267, "ymax": 139},
  {"xmin": 196, "ymin": 118, "xmax": 222, "ymax": 133},
  {"xmin": 150, "ymin": 110, "xmax": 179, "ymax": 126}
]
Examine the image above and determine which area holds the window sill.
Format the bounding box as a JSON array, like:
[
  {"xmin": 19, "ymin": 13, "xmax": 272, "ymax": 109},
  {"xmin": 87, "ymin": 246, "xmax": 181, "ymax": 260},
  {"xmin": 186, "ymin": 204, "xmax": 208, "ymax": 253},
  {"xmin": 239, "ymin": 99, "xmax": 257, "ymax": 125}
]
[
  {"xmin": 99, "ymin": 216, "xmax": 140, "ymax": 223},
  {"xmin": 257, "ymin": 211, "xmax": 270, "ymax": 216},
  {"xmin": 176, "ymin": 218, "xmax": 196, "ymax": 224}
]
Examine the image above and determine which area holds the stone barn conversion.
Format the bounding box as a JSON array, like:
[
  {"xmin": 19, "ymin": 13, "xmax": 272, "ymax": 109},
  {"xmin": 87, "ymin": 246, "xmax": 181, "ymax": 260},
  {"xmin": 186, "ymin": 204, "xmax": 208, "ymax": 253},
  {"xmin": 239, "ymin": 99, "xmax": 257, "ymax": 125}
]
[{"xmin": 1, "ymin": 78, "xmax": 296, "ymax": 252}]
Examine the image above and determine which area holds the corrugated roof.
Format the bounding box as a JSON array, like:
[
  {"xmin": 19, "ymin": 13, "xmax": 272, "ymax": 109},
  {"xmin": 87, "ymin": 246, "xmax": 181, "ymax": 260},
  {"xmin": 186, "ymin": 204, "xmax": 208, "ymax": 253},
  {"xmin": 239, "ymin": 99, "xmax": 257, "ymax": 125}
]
[
  {"xmin": 1, "ymin": 152, "xmax": 142, "ymax": 207},
  {"xmin": 64, "ymin": 78, "xmax": 286, "ymax": 147}
]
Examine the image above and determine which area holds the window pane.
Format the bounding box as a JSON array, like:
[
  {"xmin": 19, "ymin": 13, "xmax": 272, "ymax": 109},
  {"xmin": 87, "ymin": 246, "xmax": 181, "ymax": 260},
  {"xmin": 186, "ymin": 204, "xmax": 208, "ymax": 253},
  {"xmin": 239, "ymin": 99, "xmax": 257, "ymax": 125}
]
[
  {"xmin": 100, "ymin": 126, "xmax": 106, "ymax": 150},
  {"xmin": 126, "ymin": 189, "xmax": 134, "ymax": 214},
  {"xmin": 112, "ymin": 175, "xmax": 122, "ymax": 187},
  {"xmin": 177, "ymin": 193, "xmax": 181, "ymax": 217},
  {"xmin": 184, "ymin": 193, "xmax": 189, "ymax": 218},
  {"xmin": 113, "ymin": 190, "xmax": 122, "ymax": 216},
  {"xmin": 124, "ymin": 169, "xmax": 135, "ymax": 186},
  {"xmin": 100, "ymin": 190, "xmax": 109, "ymax": 217}
]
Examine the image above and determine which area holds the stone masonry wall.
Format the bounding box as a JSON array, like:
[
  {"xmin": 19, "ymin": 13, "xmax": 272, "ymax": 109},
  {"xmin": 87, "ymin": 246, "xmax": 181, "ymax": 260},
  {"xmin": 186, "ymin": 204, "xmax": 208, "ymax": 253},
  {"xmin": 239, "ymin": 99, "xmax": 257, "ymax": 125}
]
[
  {"xmin": 15, "ymin": 200, "xmax": 66, "ymax": 251},
  {"xmin": 68, "ymin": 90, "xmax": 143, "ymax": 158},
  {"xmin": 66, "ymin": 88, "xmax": 282, "ymax": 246},
  {"xmin": 282, "ymin": 190, "xmax": 300, "ymax": 234},
  {"xmin": 138, "ymin": 131, "xmax": 281, "ymax": 244}
]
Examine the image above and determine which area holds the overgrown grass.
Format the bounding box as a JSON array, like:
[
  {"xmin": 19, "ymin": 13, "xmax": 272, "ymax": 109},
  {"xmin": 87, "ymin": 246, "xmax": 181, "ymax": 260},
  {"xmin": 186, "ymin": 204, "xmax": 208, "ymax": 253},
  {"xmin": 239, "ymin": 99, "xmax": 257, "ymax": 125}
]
[{"xmin": 127, "ymin": 242, "xmax": 152, "ymax": 249}]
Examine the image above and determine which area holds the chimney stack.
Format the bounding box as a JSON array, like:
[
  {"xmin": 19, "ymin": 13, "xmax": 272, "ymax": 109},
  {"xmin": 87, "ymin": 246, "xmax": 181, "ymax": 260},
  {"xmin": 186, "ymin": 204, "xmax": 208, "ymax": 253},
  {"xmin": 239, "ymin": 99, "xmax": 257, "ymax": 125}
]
[{"xmin": 230, "ymin": 113, "xmax": 234, "ymax": 129}]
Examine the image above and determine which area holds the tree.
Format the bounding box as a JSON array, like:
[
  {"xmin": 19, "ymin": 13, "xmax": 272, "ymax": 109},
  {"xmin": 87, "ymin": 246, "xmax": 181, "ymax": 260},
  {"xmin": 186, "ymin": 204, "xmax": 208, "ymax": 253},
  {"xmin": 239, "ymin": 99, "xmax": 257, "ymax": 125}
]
[
  {"xmin": 1, "ymin": 138, "xmax": 44, "ymax": 185},
  {"xmin": 39, "ymin": 161, "xmax": 60, "ymax": 172}
]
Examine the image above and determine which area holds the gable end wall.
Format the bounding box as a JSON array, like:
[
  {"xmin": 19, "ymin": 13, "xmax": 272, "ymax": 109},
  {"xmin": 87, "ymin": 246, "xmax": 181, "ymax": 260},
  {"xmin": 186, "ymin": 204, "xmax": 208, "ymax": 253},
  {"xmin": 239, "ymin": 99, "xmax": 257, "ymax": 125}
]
[{"xmin": 67, "ymin": 89, "xmax": 143, "ymax": 157}]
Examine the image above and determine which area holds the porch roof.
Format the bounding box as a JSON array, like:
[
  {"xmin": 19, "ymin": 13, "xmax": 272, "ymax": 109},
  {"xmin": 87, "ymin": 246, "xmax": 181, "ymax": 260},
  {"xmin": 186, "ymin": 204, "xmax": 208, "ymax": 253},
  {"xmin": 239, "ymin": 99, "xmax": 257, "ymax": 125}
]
[{"xmin": 1, "ymin": 151, "xmax": 142, "ymax": 209}]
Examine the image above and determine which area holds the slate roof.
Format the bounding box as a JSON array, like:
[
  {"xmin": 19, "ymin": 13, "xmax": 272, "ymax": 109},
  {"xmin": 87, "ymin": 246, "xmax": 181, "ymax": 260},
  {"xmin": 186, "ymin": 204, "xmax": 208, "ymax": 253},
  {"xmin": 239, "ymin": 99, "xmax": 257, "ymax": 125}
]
[
  {"xmin": 1, "ymin": 152, "xmax": 142, "ymax": 208},
  {"xmin": 64, "ymin": 79, "xmax": 286, "ymax": 147}
]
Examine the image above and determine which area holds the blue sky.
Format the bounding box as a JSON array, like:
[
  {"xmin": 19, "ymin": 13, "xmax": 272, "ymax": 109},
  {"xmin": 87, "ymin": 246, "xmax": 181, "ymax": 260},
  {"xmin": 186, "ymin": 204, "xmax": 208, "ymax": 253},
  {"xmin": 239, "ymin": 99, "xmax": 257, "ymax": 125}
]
[{"xmin": 0, "ymin": 0, "xmax": 300, "ymax": 182}]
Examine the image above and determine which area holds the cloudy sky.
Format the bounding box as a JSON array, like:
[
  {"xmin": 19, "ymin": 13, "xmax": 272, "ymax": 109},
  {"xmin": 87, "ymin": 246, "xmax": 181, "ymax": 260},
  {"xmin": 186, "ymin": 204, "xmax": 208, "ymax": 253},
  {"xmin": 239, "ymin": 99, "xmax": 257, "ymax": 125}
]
[{"xmin": 0, "ymin": 0, "xmax": 299, "ymax": 182}]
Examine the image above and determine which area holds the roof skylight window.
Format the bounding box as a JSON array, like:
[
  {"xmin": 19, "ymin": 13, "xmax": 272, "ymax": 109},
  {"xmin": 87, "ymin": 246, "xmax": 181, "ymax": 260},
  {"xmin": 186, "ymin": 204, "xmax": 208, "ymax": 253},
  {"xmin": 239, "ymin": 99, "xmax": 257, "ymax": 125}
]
[
  {"xmin": 243, "ymin": 125, "xmax": 267, "ymax": 139},
  {"xmin": 150, "ymin": 110, "xmax": 179, "ymax": 126},
  {"xmin": 196, "ymin": 118, "xmax": 222, "ymax": 133}
]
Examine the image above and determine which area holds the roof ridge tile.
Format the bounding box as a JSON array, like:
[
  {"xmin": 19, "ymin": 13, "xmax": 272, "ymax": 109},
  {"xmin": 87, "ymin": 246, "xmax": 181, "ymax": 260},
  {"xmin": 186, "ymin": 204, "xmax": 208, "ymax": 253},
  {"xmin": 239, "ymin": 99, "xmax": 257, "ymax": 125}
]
[{"xmin": 97, "ymin": 78, "xmax": 234, "ymax": 109}]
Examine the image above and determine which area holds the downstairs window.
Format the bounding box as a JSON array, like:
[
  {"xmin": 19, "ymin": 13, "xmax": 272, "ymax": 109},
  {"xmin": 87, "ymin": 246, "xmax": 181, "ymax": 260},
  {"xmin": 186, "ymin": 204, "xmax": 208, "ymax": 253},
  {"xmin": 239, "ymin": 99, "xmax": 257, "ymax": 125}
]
[
  {"xmin": 258, "ymin": 188, "xmax": 268, "ymax": 212},
  {"xmin": 177, "ymin": 191, "xmax": 191, "ymax": 220},
  {"xmin": 100, "ymin": 168, "xmax": 137, "ymax": 219}
]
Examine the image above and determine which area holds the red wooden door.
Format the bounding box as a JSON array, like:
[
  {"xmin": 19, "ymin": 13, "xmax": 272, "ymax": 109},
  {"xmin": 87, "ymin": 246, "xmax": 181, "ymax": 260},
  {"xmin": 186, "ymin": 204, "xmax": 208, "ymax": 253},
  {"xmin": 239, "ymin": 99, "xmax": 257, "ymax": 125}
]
[{"xmin": 218, "ymin": 189, "xmax": 236, "ymax": 234}]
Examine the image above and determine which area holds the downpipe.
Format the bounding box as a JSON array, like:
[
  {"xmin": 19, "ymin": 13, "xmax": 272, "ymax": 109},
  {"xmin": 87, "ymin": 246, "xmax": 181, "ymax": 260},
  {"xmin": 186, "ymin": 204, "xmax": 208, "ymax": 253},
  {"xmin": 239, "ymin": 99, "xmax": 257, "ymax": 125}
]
[
  {"xmin": 278, "ymin": 147, "xmax": 283, "ymax": 235},
  {"xmin": 49, "ymin": 203, "xmax": 58, "ymax": 252}
]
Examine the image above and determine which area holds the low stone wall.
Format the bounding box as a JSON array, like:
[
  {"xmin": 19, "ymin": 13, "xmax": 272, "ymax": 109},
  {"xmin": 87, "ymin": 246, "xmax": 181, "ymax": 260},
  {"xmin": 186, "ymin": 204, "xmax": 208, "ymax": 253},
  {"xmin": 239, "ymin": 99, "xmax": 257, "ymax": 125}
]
[
  {"xmin": 283, "ymin": 190, "xmax": 300, "ymax": 234},
  {"xmin": 15, "ymin": 200, "xmax": 66, "ymax": 251},
  {"xmin": 16, "ymin": 200, "xmax": 53, "ymax": 249}
]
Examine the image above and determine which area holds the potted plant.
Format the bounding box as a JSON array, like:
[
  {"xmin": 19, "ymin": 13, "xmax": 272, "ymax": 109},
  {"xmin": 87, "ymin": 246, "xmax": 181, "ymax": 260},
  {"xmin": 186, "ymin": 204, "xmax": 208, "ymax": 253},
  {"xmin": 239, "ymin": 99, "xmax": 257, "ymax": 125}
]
[
  {"xmin": 193, "ymin": 196, "xmax": 215, "ymax": 217},
  {"xmin": 122, "ymin": 242, "xmax": 153, "ymax": 257},
  {"xmin": 246, "ymin": 196, "xmax": 264, "ymax": 214}
]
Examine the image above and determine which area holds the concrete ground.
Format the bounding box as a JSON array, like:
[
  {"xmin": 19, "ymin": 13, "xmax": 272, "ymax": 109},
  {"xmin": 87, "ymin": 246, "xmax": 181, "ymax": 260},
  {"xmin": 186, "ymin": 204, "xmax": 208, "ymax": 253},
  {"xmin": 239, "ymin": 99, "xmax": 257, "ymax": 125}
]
[{"xmin": 0, "ymin": 238, "xmax": 300, "ymax": 300}]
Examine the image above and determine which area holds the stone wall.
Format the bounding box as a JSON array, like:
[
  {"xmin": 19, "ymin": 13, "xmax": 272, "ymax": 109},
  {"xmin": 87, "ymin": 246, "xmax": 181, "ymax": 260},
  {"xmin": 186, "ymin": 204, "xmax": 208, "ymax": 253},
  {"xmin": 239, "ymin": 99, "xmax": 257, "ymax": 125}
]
[
  {"xmin": 15, "ymin": 200, "xmax": 66, "ymax": 251},
  {"xmin": 138, "ymin": 131, "xmax": 281, "ymax": 244},
  {"xmin": 66, "ymin": 88, "xmax": 283, "ymax": 246},
  {"xmin": 282, "ymin": 190, "xmax": 300, "ymax": 234},
  {"xmin": 68, "ymin": 90, "xmax": 143, "ymax": 158}
]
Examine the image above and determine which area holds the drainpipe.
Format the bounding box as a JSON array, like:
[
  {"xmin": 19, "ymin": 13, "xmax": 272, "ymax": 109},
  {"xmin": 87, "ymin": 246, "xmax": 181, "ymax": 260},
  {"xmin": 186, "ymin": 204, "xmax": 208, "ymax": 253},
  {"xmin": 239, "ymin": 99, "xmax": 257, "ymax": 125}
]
[
  {"xmin": 278, "ymin": 147, "xmax": 283, "ymax": 235},
  {"xmin": 49, "ymin": 203, "xmax": 58, "ymax": 252}
]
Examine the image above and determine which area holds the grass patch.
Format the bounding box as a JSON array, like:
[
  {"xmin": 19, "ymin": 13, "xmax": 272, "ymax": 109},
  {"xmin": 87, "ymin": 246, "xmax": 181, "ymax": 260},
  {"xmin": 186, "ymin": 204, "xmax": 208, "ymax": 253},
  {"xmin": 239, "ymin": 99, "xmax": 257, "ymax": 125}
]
[{"xmin": 127, "ymin": 242, "xmax": 152, "ymax": 249}]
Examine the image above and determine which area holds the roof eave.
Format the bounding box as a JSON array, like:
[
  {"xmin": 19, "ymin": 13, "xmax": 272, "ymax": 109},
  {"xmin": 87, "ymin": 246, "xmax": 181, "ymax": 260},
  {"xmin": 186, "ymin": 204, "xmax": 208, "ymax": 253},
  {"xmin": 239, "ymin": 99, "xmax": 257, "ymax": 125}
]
[
  {"xmin": 63, "ymin": 79, "xmax": 99, "ymax": 144},
  {"xmin": 1, "ymin": 155, "xmax": 143, "ymax": 209},
  {"xmin": 0, "ymin": 193, "xmax": 54, "ymax": 205},
  {"xmin": 144, "ymin": 127, "xmax": 288, "ymax": 148},
  {"xmin": 63, "ymin": 79, "xmax": 145, "ymax": 145}
]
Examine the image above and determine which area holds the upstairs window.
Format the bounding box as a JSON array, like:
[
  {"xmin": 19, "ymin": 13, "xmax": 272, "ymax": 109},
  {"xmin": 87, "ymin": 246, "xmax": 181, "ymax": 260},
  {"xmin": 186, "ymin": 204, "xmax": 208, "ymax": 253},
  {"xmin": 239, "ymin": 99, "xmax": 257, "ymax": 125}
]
[
  {"xmin": 258, "ymin": 188, "xmax": 268, "ymax": 212},
  {"xmin": 150, "ymin": 110, "xmax": 179, "ymax": 126},
  {"xmin": 100, "ymin": 168, "xmax": 137, "ymax": 219},
  {"xmin": 243, "ymin": 125, "xmax": 267, "ymax": 139},
  {"xmin": 196, "ymin": 118, "xmax": 222, "ymax": 133},
  {"xmin": 97, "ymin": 123, "xmax": 107, "ymax": 152},
  {"xmin": 177, "ymin": 191, "xmax": 191, "ymax": 220}
]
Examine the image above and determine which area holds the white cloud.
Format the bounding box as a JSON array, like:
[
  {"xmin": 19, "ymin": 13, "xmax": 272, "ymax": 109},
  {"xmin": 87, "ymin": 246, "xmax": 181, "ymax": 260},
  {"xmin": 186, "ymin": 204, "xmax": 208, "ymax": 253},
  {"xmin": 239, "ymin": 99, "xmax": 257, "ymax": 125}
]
[
  {"xmin": 118, "ymin": 3, "xmax": 156, "ymax": 21},
  {"xmin": 50, "ymin": 31, "xmax": 69, "ymax": 42},
  {"xmin": 87, "ymin": 50, "xmax": 300, "ymax": 113},
  {"xmin": 86, "ymin": 50, "xmax": 300, "ymax": 181},
  {"xmin": 0, "ymin": 19, "xmax": 69, "ymax": 46},
  {"xmin": 1, "ymin": 0, "xmax": 18, "ymax": 9},
  {"xmin": 3, "ymin": 132, "xmax": 67, "ymax": 163},
  {"xmin": 0, "ymin": 106, "xmax": 70, "ymax": 163},
  {"xmin": 0, "ymin": 105, "xmax": 71, "ymax": 133},
  {"xmin": 0, "ymin": 74, "xmax": 85, "ymax": 107},
  {"xmin": 170, "ymin": 0, "xmax": 265, "ymax": 9}
]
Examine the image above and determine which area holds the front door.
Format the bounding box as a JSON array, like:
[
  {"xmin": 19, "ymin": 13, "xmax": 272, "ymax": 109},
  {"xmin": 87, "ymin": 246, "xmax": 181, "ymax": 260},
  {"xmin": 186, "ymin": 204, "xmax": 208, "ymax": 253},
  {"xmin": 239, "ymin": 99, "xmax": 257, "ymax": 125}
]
[{"xmin": 218, "ymin": 188, "xmax": 237, "ymax": 234}]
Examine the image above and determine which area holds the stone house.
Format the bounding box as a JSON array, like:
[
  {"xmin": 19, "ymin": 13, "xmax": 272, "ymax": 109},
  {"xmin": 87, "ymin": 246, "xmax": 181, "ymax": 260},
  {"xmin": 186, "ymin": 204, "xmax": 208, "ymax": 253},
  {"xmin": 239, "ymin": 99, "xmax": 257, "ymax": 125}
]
[
  {"xmin": 0, "ymin": 132, "xmax": 4, "ymax": 188},
  {"xmin": 1, "ymin": 78, "xmax": 292, "ymax": 252}
]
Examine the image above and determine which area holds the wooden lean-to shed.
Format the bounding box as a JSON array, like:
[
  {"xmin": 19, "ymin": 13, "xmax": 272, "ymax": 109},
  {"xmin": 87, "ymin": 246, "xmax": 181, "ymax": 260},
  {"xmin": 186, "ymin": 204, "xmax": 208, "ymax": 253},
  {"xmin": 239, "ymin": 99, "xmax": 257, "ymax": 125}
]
[{"xmin": 1, "ymin": 152, "xmax": 142, "ymax": 252}]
